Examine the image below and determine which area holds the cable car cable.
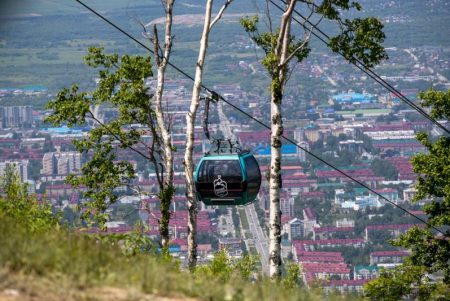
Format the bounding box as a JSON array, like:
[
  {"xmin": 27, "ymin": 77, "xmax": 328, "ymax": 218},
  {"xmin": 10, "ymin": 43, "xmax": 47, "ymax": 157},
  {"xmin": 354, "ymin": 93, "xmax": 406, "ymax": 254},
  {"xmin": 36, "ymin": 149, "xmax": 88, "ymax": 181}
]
[
  {"xmin": 216, "ymin": 94, "xmax": 445, "ymax": 236},
  {"xmin": 271, "ymin": 0, "xmax": 450, "ymax": 136},
  {"xmin": 276, "ymin": 0, "xmax": 450, "ymax": 135},
  {"xmin": 73, "ymin": 0, "xmax": 446, "ymax": 236}
]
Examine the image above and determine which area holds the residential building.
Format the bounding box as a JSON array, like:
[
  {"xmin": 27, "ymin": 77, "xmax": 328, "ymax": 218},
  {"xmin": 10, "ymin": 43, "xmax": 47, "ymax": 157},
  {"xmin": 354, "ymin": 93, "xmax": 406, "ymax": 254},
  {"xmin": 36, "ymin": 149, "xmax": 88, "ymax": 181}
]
[
  {"xmin": 336, "ymin": 218, "xmax": 355, "ymax": 228},
  {"xmin": 354, "ymin": 265, "xmax": 379, "ymax": 280},
  {"xmin": 322, "ymin": 279, "xmax": 368, "ymax": 294},
  {"xmin": 0, "ymin": 105, "xmax": 33, "ymax": 128},
  {"xmin": 280, "ymin": 197, "xmax": 294, "ymax": 217},
  {"xmin": 284, "ymin": 218, "xmax": 304, "ymax": 240},
  {"xmin": 41, "ymin": 151, "xmax": 83, "ymax": 176},
  {"xmin": 0, "ymin": 160, "xmax": 29, "ymax": 182},
  {"xmin": 370, "ymin": 251, "xmax": 409, "ymax": 265},
  {"xmin": 365, "ymin": 224, "xmax": 421, "ymax": 241},
  {"xmin": 303, "ymin": 207, "xmax": 317, "ymax": 237}
]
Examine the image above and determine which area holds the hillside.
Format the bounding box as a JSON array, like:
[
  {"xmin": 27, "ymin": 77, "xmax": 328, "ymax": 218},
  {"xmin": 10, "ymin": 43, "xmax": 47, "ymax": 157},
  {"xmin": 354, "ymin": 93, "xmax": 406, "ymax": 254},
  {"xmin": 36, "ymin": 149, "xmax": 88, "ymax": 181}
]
[
  {"xmin": 0, "ymin": 212, "xmax": 351, "ymax": 301},
  {"xmin": 0, "ymin": 274, "xmax": 195, "ymax": 301},
  {"xmin": 1, "ymin": 0, "xmax": 448, "ymax": 103}
]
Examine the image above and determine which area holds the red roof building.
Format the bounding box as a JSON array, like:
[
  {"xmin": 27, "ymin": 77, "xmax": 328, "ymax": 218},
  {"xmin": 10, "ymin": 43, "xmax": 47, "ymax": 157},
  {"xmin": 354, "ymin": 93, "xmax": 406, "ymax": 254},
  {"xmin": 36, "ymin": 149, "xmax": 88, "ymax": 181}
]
[
  {"xmin": 322, "ymin": 279, "xmax": 368, "ymax": 294},
  {"xmin": 370, "ymin": 250, "xmax": 409, "ymax": 265},
  {"xmin": 301, "ymin": 262, "xmax": 351, "ymax": 285},
  {"xmin": 293, "ymin": 238, "xmax": 365, "ymax": 251},
  {"xmin": 313, "ymin": 226, "xmax": 355, "ymax": 240},
  {"xmin": 365, "ymin": 224, "xmax": 422, "ymax": 241}
]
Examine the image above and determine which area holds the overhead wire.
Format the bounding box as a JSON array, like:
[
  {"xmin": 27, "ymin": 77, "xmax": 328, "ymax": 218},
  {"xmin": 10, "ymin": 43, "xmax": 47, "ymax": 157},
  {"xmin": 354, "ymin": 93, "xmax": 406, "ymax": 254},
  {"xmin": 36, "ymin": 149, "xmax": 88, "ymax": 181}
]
[
  {"xmin": 73, "ymin": 0, "xmax": 446, "ymax": 236},
  {"xmin": 272, "ymin": 0, "xmax": 450, "ymax": 135}
]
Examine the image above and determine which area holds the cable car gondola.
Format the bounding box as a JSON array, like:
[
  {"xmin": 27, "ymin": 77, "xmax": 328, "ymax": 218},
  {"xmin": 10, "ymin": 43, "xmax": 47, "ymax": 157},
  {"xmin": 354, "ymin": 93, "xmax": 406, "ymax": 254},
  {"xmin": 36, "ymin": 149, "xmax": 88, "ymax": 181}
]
[{"xmin": 194, "ymin": 151, "xmax": 261, "ymax": 206}]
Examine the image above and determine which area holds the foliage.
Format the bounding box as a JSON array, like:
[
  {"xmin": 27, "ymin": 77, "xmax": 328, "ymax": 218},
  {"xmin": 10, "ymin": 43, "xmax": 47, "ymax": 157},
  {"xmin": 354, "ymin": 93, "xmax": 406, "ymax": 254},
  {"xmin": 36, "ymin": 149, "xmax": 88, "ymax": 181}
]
[
  {"xmin": 282, "ymin": 262, "xmax": 302, "ymax": 289},
  {"xmin": 329, "ymin": 17, "xmax": 388, "ymax": 68},
  {"xmin": 194, "ymin": 249, "xmax": 233, "ymax": 282},
  {"xmin": 239, "ymin": 15, "xmax": 310, "ymax": 78},
  {"xmin": 406, "ymin": 89, "xmax": 450, "ymax": 281},
  {"xmin": 365, "ymin": 89, "xmax": 450, "ymax": 299},
  {"xmin": 392, "ymin": 227, "xmax": 450, "ymax": 283},
  {"xmin": 370, "ymin": 158, "xmax": 398, "ymax": 180},
  {"xmin": 45, "ymin": 47, "xmax": 156, "ymax": 229},
  {"xmin": 0, "ymin": 165, "xmax": 59, "ymax": 232},
  {"xmin": 93, "ymin": 223, "xmax": 155, "ymax": 257},
  {"xmin": 364, "ymin": 261, "xmax": 447, "ymax": 301},
  {"xmin": 418, "ymin": 89, "xmax": 450, "ymax": 121},
  {"xmin": 194, "ymin": 249, "xmax": 258, "ymax": 282},
  {"xmin": 1, "ymin": 214, "xmax": 358, "ymax": 301},
  {"xmin": 231, "ymin": 207, "xmax": 241, "ymax": 236}
]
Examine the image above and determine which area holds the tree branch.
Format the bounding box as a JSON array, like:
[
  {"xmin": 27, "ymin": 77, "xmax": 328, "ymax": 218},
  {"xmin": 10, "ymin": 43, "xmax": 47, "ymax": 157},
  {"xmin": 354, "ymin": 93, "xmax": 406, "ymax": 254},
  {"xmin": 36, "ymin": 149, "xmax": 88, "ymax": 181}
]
[
  {"xmin": 152, "ymin": 24, "xmax": 162, "ymax": 66},
  {"xmin": 282, "ymin": 31, "xmax": 310, "ymax": 66},
  {"xmin": 265, "ymin": 0, "xmax": 273, "ymax": 34},
  {"xmin": 87, "ymin": 111, "xmax": 152, "ymax": 161},
  {"xmin": 146, "ymin": 112, "xmax": 164, "ymax": 189},
  {"xmin": 275, "ymin": 0, "xmax": 296, "ymax": 56},
  {"xmin": 209, "ymin": 0, "xmax": 234, "ymax": 30}
]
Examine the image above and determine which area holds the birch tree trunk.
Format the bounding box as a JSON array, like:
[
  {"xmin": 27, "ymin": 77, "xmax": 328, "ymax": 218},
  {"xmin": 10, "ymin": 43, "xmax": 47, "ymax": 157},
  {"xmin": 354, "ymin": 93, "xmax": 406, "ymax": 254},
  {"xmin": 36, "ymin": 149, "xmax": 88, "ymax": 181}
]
[
  {"xmin": 268, "ymin": 0, "xmax": 296, "ymax": 279},
  {"xmin": 268, "ymin": 86, "xmax": 283, "ymax": 278},
  {"xmin": 184, "ymin": 0, "xmax": 213, "ymax": 271},
  {"xmin": 242, "ymin": 0, "xmax": 386, "ymax": 278},
  {"xmin": 184, "ymin": 0, "xmax": 233, "ymax": 271},
  {"xmin": 153, "ymin": 0, "xmax": 175, "ymax": 250}
]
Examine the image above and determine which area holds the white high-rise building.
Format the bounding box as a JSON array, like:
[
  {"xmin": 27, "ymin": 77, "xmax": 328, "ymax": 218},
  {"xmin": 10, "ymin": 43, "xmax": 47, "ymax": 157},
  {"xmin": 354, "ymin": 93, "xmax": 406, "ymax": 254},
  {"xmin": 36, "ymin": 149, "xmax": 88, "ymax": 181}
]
[
  {"xmin": 280, "ymin": 197, "xmax": 295, "ymax": 217},
  {"xmin": 0, "ymin": 106, "xmax": 33, "ymax": 128},
  {"xmin": 0, "ymin": 160, "xmax": 29, "ymax": 182},
  {"xmin": 41, "ymin": 152, "xmax": 83, "ymax": 176}
]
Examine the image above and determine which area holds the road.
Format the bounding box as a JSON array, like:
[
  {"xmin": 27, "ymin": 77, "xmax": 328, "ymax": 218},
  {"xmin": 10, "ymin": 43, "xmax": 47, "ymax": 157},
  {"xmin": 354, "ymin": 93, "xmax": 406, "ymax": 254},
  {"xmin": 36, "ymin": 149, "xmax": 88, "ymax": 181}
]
[
  {"xmin": 405, "ymin": 48, "xmax": 449, "ymax": 84},
  {"xmin": 245, "ymin": 203, "xmax": 269, "ymax": 274},
  {"xmin": 315, "ymin": 65, "xmax": 337, "ymax": 87},
  {"xmin": 217, "ymin": 101, "xmax": 270, "ymax": 275}
]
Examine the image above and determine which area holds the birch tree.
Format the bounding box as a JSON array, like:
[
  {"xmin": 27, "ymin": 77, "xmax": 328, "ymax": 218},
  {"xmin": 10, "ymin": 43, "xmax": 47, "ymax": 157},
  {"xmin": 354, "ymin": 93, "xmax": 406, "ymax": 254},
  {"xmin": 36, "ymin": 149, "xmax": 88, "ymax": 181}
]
[
  {"xmin": 241, "ymin": 0, "xmax": 387, "ymax": 278},
  {"xmin": 143, "ymin": 0, "xmax": 175, "ymax": 249},
  {"xmin": 184, "ymin": 0, "xmax": 233, "ymax": 271}
]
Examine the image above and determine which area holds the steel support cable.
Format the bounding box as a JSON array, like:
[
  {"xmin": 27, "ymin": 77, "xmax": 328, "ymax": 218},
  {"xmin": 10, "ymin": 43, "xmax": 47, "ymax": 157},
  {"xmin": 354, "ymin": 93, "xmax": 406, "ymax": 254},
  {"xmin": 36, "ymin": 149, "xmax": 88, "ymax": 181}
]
[
  {"xmin": 278, "ymin": 0, "xmax": 449, "ymax": 133},
  {"xmin": 217, "ymin": 95, "xmax": 445, "ymax": 236},
  {"xmin": 74, "ymin": 0, "xmax": 446, "ymax": 236},
  {"xmin": 272, "ymin": 0, "xmax": 450, "ymax": 135}
]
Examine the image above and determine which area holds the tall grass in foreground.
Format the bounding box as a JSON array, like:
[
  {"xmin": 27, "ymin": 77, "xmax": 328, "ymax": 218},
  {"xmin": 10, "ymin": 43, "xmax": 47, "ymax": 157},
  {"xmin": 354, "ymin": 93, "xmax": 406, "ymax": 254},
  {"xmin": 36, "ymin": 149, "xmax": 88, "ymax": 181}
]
[{"xmin": 0, "ymin": 216, "xmax": 357, "ymax": 301}]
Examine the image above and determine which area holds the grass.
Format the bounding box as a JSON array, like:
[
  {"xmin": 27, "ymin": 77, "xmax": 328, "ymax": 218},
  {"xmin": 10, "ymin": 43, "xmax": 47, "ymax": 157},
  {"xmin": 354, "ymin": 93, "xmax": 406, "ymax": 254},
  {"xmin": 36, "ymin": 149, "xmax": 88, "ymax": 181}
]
[
  {"xmin": 238, "ymin": 208, "xmax": 250, "ymax": 230},
  {"xmin": 0, "ymin": 216, "xmax": 358, "ymax": 301},
  {"xmin": 249, "ymin": 246, "xmax": 258, "ymax": 256}
]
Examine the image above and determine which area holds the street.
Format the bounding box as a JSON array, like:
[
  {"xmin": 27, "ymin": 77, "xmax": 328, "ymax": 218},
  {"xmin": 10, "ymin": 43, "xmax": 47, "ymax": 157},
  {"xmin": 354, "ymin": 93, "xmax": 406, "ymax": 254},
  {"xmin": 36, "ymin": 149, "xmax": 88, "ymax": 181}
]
[{"xmin": 217, "ymin": 101, "xmax": 270, "ymax": 275}]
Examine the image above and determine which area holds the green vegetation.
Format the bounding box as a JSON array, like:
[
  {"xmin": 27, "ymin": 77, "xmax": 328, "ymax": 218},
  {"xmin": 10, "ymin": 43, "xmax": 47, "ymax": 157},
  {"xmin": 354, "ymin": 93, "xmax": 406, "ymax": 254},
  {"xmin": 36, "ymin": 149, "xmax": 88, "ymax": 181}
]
[
  {"xmin": 370, "ymin": 158, "xmax": 398, "ymax": 180},
  {"xmin": 0, "ymin": 169, "xmax": 355, "ymax": 301},
  {"xmin": 2, "ymin": 217, "xmax": 356, "ymax": 300},
  {"xmin": 45, "ymin": 47, "xmax": 152, "ymax": 228},
  {"xmin": 365, "ymin": 89, "xmax": 450, "ymax": 300},
  {"xmin": 0, "ymin": 164, "xmax": 58, "ymax": 232},
  {"xmin": 231, "ymin": 207, "xmax": 241, "ymax": 237},
  {"xmin": 238, "ymin": 208, "xmax": 250, "ymax": 230}
]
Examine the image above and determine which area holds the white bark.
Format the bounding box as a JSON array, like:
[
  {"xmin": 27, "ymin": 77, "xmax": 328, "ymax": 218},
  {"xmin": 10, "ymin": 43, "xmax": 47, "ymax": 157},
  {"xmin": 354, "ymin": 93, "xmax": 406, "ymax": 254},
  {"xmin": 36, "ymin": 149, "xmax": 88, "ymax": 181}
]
[
  {"xmin": 185, "ymin": 0, "xmax": 213, "ymax": 271},
  {"xmin": 268, "ymin": 96, "xmax": 283, "ymax": 278},
  {"xmin": 153, "ymin": 0, "xmax": 174, "ymax": 249},
  {"xmin": 268, "ymin": 0, "xmax": 296, "ymax": 279},
  {"xmin": 184, "ymin": 0, "xmax": 233, "ymax": 271}
]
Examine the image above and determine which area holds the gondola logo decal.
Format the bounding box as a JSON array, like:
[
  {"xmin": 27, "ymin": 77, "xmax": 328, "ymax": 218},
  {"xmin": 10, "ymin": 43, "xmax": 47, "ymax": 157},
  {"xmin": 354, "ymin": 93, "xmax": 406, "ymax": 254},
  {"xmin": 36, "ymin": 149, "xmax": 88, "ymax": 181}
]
[{"xmin": 214, "ymin": 175, "xmax": 228, "ymax": 197}]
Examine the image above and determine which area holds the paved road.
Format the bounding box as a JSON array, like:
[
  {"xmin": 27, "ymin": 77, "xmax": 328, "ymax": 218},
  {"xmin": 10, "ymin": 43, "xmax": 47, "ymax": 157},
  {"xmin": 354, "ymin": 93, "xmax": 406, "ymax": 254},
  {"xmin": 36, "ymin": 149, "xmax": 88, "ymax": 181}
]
[
  {"xmin": 217, "ymin": 101, "xmax": 270, "ymax": 275},
  {"xmin": 405, "ymin": 48, "xmax": 449, "ymax": 84},
  {"xmin": 316, "ymin": 65, "xmax": 337, "ymax": 87},
  {"xmin": 245, "ymin": 203, "xmax": 269, "ymax": 274}
]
